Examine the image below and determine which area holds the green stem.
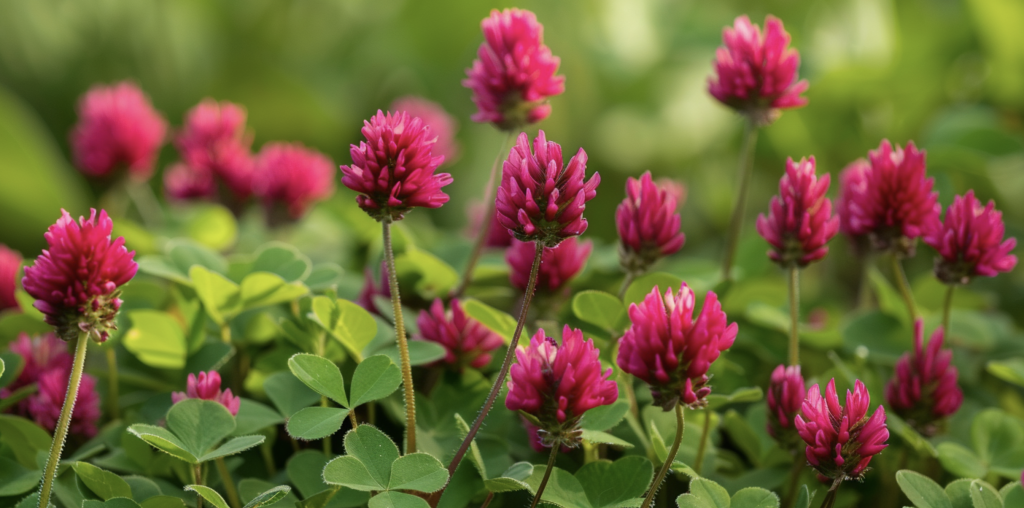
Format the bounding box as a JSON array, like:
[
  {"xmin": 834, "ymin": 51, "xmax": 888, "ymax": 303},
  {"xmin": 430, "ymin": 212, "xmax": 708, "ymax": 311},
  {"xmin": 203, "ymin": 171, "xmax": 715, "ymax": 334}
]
[
  {"xmin": 721, "ymin": 120, "xmax": 759, "ymax": 282},
  {"xmin": 617, "ymin": 271, "xmax": 637, "ymax": 300},
  {"xmin": 215, "ymin": 457, "xmax": 242, "ymax": 508},
  {"xmin": 781, "ymin": 456, "xmax": 804, "ymax": 508},
  {"xmin": 194, "ymin": 464, "xmax": 204, "ymax": 508},
  {"xmin": 125, "ymin": 178, "xmax": 163, "ymax": 229},
  {"xmin": 641, "ymin": 404, "xmax": 685, "ymax": 508},
  {"xmin": 890, "ymin": 253, "xmax": 917, "ymax": 321},
  {"xmin": 788, "ymin": 266, "xmax": 800, "ymax": 367},
  {"xmin": 479, "ymin": 492, "xmax": 495, "ymax": 508},
  {"xmin": 819, "ymin": 480, "xmax": 842, "ymax": 508},
  {"xmin": 383, "ymin": 220, "xmax": 416, "ymax": 454},
  {"xmin": 453, "ymin": 131, "xmax": 516, "ymax": 298},
  {"xmin": 693, "ymin": 410, "xmax": 711, "ymax": 474},
  {"xmin": 942, "ymin": 284, "xmax": 955, "ymax": 335},
  {"xmin": 529, "ymin": 444, "xmax": 561, "ymax": 508},
  {"xmin": 38, "ymin": 332, "xmax": 89, "ymax": 508},
  {"xmin": 260, "ymin": 441, "xmax": 276, "ymax": 477},
  {"xmin": 316, "ymin": 332, "xmax": 332, "ymax": 456},
  {"xmin": 105, "ymin": 345, "xmax": 120, "ymax": 420},
  {"xmin": 445, "ymin": 241, "xmax": 545, "ymax": 478}
]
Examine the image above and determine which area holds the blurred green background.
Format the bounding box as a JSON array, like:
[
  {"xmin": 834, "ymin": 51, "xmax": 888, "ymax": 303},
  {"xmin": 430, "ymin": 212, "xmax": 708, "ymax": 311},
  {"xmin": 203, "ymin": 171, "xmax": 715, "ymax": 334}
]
[{"xmin": 0, "ymin": 0, "xmax": 1022, "ymax": 314}]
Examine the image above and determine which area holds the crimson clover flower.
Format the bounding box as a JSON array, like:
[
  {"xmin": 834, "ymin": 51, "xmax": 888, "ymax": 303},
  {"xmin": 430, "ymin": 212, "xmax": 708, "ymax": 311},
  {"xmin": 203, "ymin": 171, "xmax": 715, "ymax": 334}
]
[
  {"xmin": 922, "ymin": 190, "xmax": 1017, "ymax": 284},
  {"xmin": 70, "ymin": 82, "xmax": 167, "ymax": 180},
  {"xmin": 885, "ymin": 321, "xmax": 962, "ymax": 436},
  {"xmin": 416, "ymin": 299, "xmax": 503, "ymax": 371},
  {"xmin": 169, "ymin": 99, "xmax": 255, "ymax": 202},
  {"xmin": 0, "ymin": 244, "xmax": 21, "ymax": 312},
  {"xmin": 172, "ymin": 371, "xmax": 241, "ymax": 416},
  {"xmin": 252, "ymin": 142, "xmax": 336, "ymax": 221},
  {"xmin": 767, "ymin": 364, "xmax": 805, "ymax": 449},
  {"xmin": 756, "ymin": 156, "xmax": 838, "ymax": 267},
  {"xmin": 506, "ymin": 237, "xmax": 591, "ymax": 293},
  {"xmin": 616, "ymin": 171, "xmax": 686, "ymax": 273},
  {"xmin": 390, "ymin": 96, "xmax": 460, "ymax": 164}
]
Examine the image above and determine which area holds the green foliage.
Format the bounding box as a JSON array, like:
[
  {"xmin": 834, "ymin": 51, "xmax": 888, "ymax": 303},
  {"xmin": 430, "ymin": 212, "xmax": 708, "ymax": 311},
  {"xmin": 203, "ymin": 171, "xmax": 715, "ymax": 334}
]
[
  {"xmin": 936, "ymin": 408, "xmax": 1024, "ymax": 480},
  {"xmin": 128, "ymin": 399, "xmax": 264, "ymax": 465},
  {"xmin": 309, "ymin": 296, "xmax": 377, "ymax": 361},
  {"xmin": 524, "ymin": 456, "xmax": 654, "ymax": 508},
  {"xmin": 896, "ymin": 470, "xmax": 1008, "ymax": 508}
]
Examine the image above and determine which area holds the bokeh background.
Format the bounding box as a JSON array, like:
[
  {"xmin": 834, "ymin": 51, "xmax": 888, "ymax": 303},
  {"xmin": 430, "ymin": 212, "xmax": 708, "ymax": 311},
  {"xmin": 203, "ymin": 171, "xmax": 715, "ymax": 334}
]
[{"xmin": 0, "ymin": 0, "xmax": 1022, "ymax": 319}]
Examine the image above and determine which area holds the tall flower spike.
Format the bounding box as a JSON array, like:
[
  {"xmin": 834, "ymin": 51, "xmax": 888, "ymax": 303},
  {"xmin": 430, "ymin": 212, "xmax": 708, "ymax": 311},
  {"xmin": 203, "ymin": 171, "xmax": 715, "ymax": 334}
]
[
  {"xmin": 172, "ymin": 371, "xmax": 241, "ymax": 416},
  {"xmin": 838, "ymin": 140, "xmax": 940, "ymax": 255},
  {"xmin": 464, "ymin": 8, "xmax": 565, "ymax": 130},
  {"xmin": 766, "ymin": 364, "xmax": 805, "ymax": 449},
  {"xmin": 390, "ymin": 96, "xmax": 460, "ymax": 164},
  {"xmin": 416, "ymin": 299, "xmax": 503, "ymax": 370},
  {"xmin": 507, "ymin": 237, "xmax": 591, "ymax": 293},
  {"xmin": 173, "ymin": 99, "xmax": 255, "ymax": 202},
  {"xmin": 0, "ymin": 244, "xmax": 21, "ymax": 312},
  {"xmin": 70, "ymin": 82, "xmax": 167, "ymax": 179},
  {"xmin": 886, "ymin": 321, "xmax": 962, "ymax": 436},
  {"xmin": 708, "ymin": 15, "xmax": 808, "ymax": 126},
  {"xmin": 756, "ymin": 156, "xmax": 839, "ymax": 267},
  {"xmin": 617, "ymin": 171, "xmax": 686, "ymax": 273},
  {"xmin": 252, "ymin": 142, "xmax": 336, "ymax": 221},
  {"xmin": 618, "ymin": 285, "xmax": 738, "ymax": 409},
  {"xmin": 506, "ymin": 326, "xmax": 618, "ymax": 448},
  {"xmin": 340, "ymin": 110, "xmax": 452, "ymax": 222},
  {"xmin": 22, "ymin": 210, "xmax": 137, "ymax": 343},
  {"xmin": 495, "ymin": 131, "xmax": 600, "ymax": 246},
  {"xmin": 795, "ymin": 379, "xmax": 889, "ymax": 482},
  {"xmin": 923, "ymin": 190, "xmax": 1017, "ymax": 284}
]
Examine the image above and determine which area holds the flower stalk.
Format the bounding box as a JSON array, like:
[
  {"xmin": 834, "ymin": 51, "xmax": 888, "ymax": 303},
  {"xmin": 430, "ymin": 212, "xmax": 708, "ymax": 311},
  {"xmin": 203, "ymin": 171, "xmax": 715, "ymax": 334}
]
[
  {"xmin": 215, "ymin": 456, "xmax": 242, "ymax": 508},
  {"xmin": 788, "ymin": 266, "xmax": 800, "ymax": 366},
  {"xmin": 641, "ymin": 403, "xmax": 684, "ymax": 508},
  {"xmin": 890, "ymin": 253, "xmax": 917, "ymax": 321},
  {"xmin": 529, "ymin": 444, "xmax": 561, "ymax": 508},
  {"xmin": 37, "ymin": 331, "xmax": 89, "ymax": 508},
  {"xmin": 942, "ymin": 284, "xmax": 954, "ymax": 335},
  {"xmin": 105, "ymin": 345, "xmax": 120, "ymax": 420},
  {"xmin": 693, "ymin": 410, "xmax": 711, "ymax": 474},
  {"xmin": 383, "ymin": 220, "xmax": 417, "ymax": 453},
  {"xmin": 722, "ymin": 120, "xmax": 758, "ymax": 282}
]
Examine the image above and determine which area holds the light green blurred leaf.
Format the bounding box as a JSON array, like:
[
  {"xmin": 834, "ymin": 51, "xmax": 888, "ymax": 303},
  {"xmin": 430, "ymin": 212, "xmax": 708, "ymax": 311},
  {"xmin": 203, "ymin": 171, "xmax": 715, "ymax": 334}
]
[
  {"xmin": 124, "ymin": 310, "xmax": 187, "ymax": 369},
  {"xmin": 461, "ymin": 298, "xmax": 517, "ymax": 344},
  {"xmin": 572, "ymin": 290, "xmax": 626, "ymax": 332}
]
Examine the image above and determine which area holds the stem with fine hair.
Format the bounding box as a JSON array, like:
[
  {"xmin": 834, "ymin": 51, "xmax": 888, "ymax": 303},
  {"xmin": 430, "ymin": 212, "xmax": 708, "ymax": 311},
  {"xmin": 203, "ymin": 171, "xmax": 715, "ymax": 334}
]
[
  {"xmin": 445, "ymin": 241, "xmax": 545, "ymax": 477},
  {"xmin": 383, "ymin": 220, "xmax": 417, "ymax": 453},
  {"xmin": 37, "ymin": 332, "xmax": 89, "ymax": 508},
  {"xmin": 453, "ymin": 131, "xmax": 516, "ymax": 298},
  {"xmin": 693, "ymin": 410, "xmax": 711, "ymax": 474},
  {"xmin": 788, "ymin": 266, "xmax": 800, "ymax": 366},
  {"xmin": 105, "ymin": 345, "xmax": 120, "ymax": 420},
  {"xmin": 641, "ymin": 403, "xmax": 684, "ymax": 508},
  {"xmin": 889, "ymin": 253, "xmax": 917, "ymax": 321},
  {"xmin": 721, "ymin": 120, "xmax": 759, "ymax": 282},
  {"xmin": 942, "ymin": 284, "xmax": 955, "ymax": 334},
  {"xmin": 215, "ymin": 457, "xmax": 242, "ymax": 508},
  {"xmin": 529, "ymin": 444, "xmax": 561, "ymax": 508}
]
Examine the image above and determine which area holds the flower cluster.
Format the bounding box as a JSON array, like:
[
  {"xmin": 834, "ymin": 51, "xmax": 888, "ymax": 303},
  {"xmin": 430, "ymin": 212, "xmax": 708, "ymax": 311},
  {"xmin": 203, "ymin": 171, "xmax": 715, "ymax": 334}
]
[
  {"xmin": 495, "ymin": 131, "xmax": 600, "ymax": 246},
  {"xmin": 616, "ymin": 171, "xmax": 686, "ymax": 273},
  {"xmin": 756, "ymin": 156, "xmax": 838, "ymax": 267},
  {"xmin": 766, "ymin": 364, "xmax": 805, "ymax": 449},
  {"xmin": 172, "ymin": 371, "xmax": 241, "ymax": 416},
  {"xmin": 21, "ymin": 210, "xmax": 137, "ymax": 342},
  {"xmin": 507, "ymin": 237, "xmax": 591, "ymax": 293},
  {"xmin": 252, "ymin": 142, "xmax": 336, "ymax": 221},
  {"xmin": 506, "ymin": 326, "xmax": 618, "ymax": 447},
  {"xmin": 70, "ymin": 82, "xmax": 167, "ymax": 179},
  {"xmin": 618, "ymin": 285, "xmax": 737, "ymax": 409},
  {"xmin": 416, "ymin": 299, "xmax": 503, "ymax": 370},
  {"xmin": 166, "ymin": 99, "xmax": 254, "ymax": 203},
  {"xmin": 923, "ymin": 190, "xmax": 1017, "ymax": 284},
  {"xmin": 708, "ymin": 15, "xmax": 808, "ymax": 125},
  {"xmin": 885, "ymin": 321, "xmax": 962, "ymax": 436},
  {"xmin": 464, "ymin": 8, "xmax": 565, "ymax": 130},
  {"xmin": 390, "ymin": 96, "xmax": 460, "ymax": 164},
  {"xmin": 795, "ymin": 380, "xmax": 889, "ymax": 482},
  {"xmin": 466, "ymin": 202, "xmax": 514, "ymax": 249},
  {"xmin": 340, "ymin": 110, "xmax": 453, "ymax": 222},
  {"xmin": 0, "ymin": 244, "xmax": 21, "ymax": 312},
  {"xmin": 356, "ymin": 262, "xmax": 390, "ymax": 317}
]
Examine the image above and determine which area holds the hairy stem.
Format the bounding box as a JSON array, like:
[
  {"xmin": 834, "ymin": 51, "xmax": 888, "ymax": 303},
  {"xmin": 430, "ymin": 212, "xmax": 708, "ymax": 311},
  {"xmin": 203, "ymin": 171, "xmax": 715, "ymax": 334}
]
[
  {"xmin": 105, "ymin": 345, "xmax": 120, "ymax": 420},
  {"xmin": 529, "ymin": 444, "xmax": 561, "ymax": 508},
  {"xmin": 215, "ymin": 457, "xmax": 242, "ymax": 508},
  {"xmin": 942, "ymin": 284, "xmax": 955, "ymax": 335},
  {"xmin": 453, "ymin": 131, "xmax": 516, "ymax": 298},
  {"xmin": 383, "ymin": 220, "xmax": 417, "ymax": 454},
  {"xmin": 348, "ymin": 411, "xmax": 359, "ymax": 429},
  {"xmin": 788, "ymin": 266, "xmax": 800, "ymax": 366},
  {"xmin": 37, "ymin": 332, "xmax": 88, "ymax": 508},
  {"xmin": 693, "ymin": 410, "xmax": 711, "ymax": 474},
  {"xmin": 721, "ymin": 120, "xmax": 759, "ymax": 282},
  {"xmin": 641, "ymin": 404, "xmax": 685, "ymax": 508},
  {"xmin": 890, "ymin": 253, "xmax": 917, "ymax": 321},
  {"xmin": 316, "ymin": 331, "xmax": 332, "ymax": 455},
  {"xmin": 479, "ymin": 492, "xmax": 495, "ymax": 508}
]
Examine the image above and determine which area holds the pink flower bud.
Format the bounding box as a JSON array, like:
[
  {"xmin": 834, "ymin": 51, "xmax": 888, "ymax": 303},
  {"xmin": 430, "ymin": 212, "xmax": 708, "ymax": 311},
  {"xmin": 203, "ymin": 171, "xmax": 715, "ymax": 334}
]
[
  {"xmin": 0, "ymin": 244, "xmax": 21, "ymax": 312},
  {"xmin": 464, "ymin": 8, "xmax": 565, "ymax": 130},
  {"xmin": 616, "ymin": 172, "xmax": 685, "ymax": 273},
  {"xmin": 885, "ymin": 321, "xmax": 962, "ymax": 436},
  {"xmin": 172, "ymin": 371, "xmax": 240, "ymax": 416},
  {"xmin": 390, "ymin": 96, "xmax": 460, "ymax": 165},
  {"xmin": 416, "ymin": 299, "xmax": 503, "ymax": 370},
  {"xmin": 340, "ymin": 110, "xmax": 452, "ymax": 222},
  {"xmin": 767, "ymin": 364, "xmax": 805, "ymax": 448},
  {"xmin": 923, "ymin": 190, "xmax": 1016, "ymax": 284},
  {"xmin": 618, "ymin": 285, "xmax": 737, "ymax": 409},
  {"xmin": 29, "ymin": 369, "xmax": 101, "ymax": 438},
  {"xmin": 172, "ymin": 99, "xmax": 255, "ymax": 202},
  {"xmin": 252, "ymin": 142, "xmax": 336, "ymax": 221},
  {"xmin": 795, "ymin": 379, "xmax": 889, "ymax": 481},
  {"xmin": 70, "ymin": 82, "xmax": 167, "ymax": 180},
  {"xmin": 506, "ymin": 326, "xmax": 618, "ymax": 447},
  {"xmin": 708, "ymin": 16, "xmax": 808, "ymax": 125},
  {"xmin": 22, "ymin": 210, "xmax": 137, "ymax": 342},
  {"xmin": 506, "ymin": 238, "xmax": 591, "ymax": 293},
  {"xmin": 495, "ymin": 131, "xmax": 599, "ymax": 246},
  {"xmin": 756, "ymin": 156, "xmax": 838, "ymax": 267}
]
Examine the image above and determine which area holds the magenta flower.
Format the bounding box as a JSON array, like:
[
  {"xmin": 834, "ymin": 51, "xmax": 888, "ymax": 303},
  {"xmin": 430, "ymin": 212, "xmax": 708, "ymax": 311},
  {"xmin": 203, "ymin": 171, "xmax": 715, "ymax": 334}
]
[
  {"xmin": 252, "ymin": 142, "xmax": 336, "ymax": 220},
  {"xmin": 838, "ymin": 140, "xmax": 940, "ymax": 254},
  {"xmin": 836, "ymin": 159, "xmax": 869, "ymax": 240},
  {"xmin": 885, "ymin": 321, "xmax": 962, "ymax": 436},
  {"xmin": 507, "ymin": 238, "xmax": 591, "ymax": 293},
  {"xmin": 756, "ymin": 156, "xmax": 839, "ymax": 267},
  {"xmin": 708, "ymin": 15, "xmax": 808, "ymax": 125},
  {"xmin": 495, "ymin": 131, "xmax": 600, "ymax": 246},
  {"xmin": 29, "ymin": 369, "xmax": 102, "ymax": 437},
  {"xmin": 466, "ymin": 201, "xmax": 513, "ymax": 248},
  {"xmin": 0, "ymin": 244, "xmax": 21, "ymax": 312},
  {"xmin": 506, "ymin": 326, "xmax": 618, "ymax": 447},
  {"xmin": 356, "ymin": 262, "xmax": 390, "ymax": 317},
  {"xmin": 618, "ymin": 285, "xmax": 738, "ymax": 409},
  {"xmin": 616, "ymin": 171, "xmax": 685, "ymax": 273},
  {"xmin": 340, "ymin": 110, "xmax": 453, "ymax": 222},
  {"xmin": 0, "ymin": 334, "xmax": 73, "ymax": 418},
  {"xmin": 416, "ymin": 299, "xmax": 503, "ymax": 370},
  {"xmin": 163, "ymin": 162, "xmax": 216, "ymax": 201},
  {"xmin": 390, "ymin": 96, "xmax": 460, "ymax": 164},
  {"xmin": 172, "ymin": 371, "xmax": 240, "ymax": 416},
  {"xmin": 22, "ymin": 210, "xmax": 137, "ymax": 342},
  {"xmin": 173, "ymin": 99, "xmax": 255, "ymax": 201},
  {"xmin": 70, "ymin": 82, "xmax": 167, "ymax": 179},
  {"xmin": 464, "ymin": 8, "xmax": 565, "ymax": 130},
  {"xmin": 795, "ymin": 379, "xmax": 889, "ymax": 482},
  {"xmin": 923, "ymin": 190, "xmax": 1017, "ymax": 284},
  {"xmin": 767, "ymin": 364, "xmax": 805, "ymax": 448}
]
